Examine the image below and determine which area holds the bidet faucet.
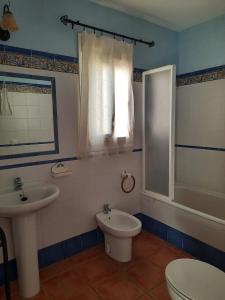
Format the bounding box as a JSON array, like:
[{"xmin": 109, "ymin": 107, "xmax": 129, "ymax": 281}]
[
  {"xmin": 103, "ymin": 204, "xmax": 111, "ymax": 214},
  {"xmin": 14, "ymin": 177, "xmax": 23, "ymax": 191}
]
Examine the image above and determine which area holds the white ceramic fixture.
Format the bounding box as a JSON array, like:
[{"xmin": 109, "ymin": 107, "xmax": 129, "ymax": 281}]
[
  {"xmin": 165, "ymin": 258, "xmax": 225, "ymax": 300},
  {"xmin": 0, "ymin": 183, "xmax": 59, "ymax": 298},
  {"xmin": 96, "ymin": 208, "xmax": 142, "ymax": 262}
]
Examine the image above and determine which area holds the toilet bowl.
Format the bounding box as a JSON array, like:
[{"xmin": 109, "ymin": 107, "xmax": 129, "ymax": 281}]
[
  {"xmin": 165, "ymin": 258, "xmax": 225, "ymax": 300},
  {"xmin": 96, "ymin": 209, "xmax": 142, "ymax": 262}
]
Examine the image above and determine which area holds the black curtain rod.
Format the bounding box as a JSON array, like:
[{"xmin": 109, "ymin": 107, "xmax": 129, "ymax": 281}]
[{"xmin": 60, "ymin": 15, "xmax": 155, "ymax": 48}]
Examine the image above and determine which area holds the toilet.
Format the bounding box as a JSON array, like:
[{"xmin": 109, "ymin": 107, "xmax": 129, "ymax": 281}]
[
  {"xmin": 165, "ymin": 258, "xmax": 225, "ymax": 300},
  {"xmin": 96, "ymin": 208, "xmax": 142, "ymax": 262}
]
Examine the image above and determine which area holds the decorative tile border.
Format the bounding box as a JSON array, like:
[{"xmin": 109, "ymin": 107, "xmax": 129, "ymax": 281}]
[
  {"xmin": 0, "ymin": 45, "xmax": 78, "ymax": 74},
  {"xmin": 133, "ymin": 68, "xmax": 144, "ymax": 82},
  {"xmin": 2, "ymin": 44, "xmax": 225, "ymax": 85},
  {"xmin": 0, "ymin": 44, "xmax": 143, "ymax": 82},
  {"xmin": 177, "ymin": 65, "xmax": 225, "ymax": 86}
]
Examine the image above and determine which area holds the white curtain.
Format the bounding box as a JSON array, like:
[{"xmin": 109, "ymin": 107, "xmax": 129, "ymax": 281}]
[
  {"xmin": 77, "ymin": 32, "xmax": 134, "ymax": 157},
  {"xmin": 0, "ymin": 84, "xmax": 12, "ymax": 116}
]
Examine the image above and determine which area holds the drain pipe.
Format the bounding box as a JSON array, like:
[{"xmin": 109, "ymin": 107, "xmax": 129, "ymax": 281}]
[{"xmin": 0, "ymin": 227, "xmax": 11, "ymax": 300}]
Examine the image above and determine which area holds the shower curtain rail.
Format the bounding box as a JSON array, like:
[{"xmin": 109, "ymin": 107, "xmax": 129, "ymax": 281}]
[{"xmin": 60, "ymin": 15, "xmax": 155, "ymax": 47}]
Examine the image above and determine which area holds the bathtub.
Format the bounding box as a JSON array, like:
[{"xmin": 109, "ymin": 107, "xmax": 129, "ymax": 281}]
[
  {"xmin": 174, "ymin": 185, "xmax": 225, "ymax": 222},
  {"xmin": 142, "ymin": 185, "xmax": 225, "ymax": 252}
]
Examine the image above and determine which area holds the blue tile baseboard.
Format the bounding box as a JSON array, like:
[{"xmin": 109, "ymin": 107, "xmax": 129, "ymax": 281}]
[
  {"xmin": 0, "ymin": 227, "xmax": 104, "ymax": 286},
  {"xmin": 1, "ymin": 212, "xmax": 224, "ymax": 286},
  {"xmin": 140, "ymin": 213, "xmax": 225, "ymax": 272}
]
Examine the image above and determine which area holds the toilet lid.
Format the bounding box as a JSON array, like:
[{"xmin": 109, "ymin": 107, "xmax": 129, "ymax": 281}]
[{"xmin": 165, "ymin": 259, "xmax": 225, "ymax": 300}]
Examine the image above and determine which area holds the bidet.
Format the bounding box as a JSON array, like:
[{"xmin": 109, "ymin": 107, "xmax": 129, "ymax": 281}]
[{"xmin": 96, "ymin": 208, "xmax": 142, "ymax": 262}]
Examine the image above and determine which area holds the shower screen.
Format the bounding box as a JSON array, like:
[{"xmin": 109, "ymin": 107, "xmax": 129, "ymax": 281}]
[{"xmin": 142, "ymin": 65, "xmax": 176, "ymax": 201}]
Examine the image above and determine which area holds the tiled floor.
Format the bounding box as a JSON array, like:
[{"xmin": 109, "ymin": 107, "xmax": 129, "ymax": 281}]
[{"xmin": 0, "ymin": 231, "xmax": 192, "ymax": 300}]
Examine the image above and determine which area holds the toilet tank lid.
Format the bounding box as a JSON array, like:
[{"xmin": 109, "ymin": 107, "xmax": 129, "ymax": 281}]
[{"xmin": 165, "ymin": 259, "xmax": 225, "ymax": 300}]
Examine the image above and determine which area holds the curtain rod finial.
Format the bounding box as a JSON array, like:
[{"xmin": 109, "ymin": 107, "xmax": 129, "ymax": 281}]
[{"xmin": 60, "ymin": 15, "xmax": 68, "ymax": 26}]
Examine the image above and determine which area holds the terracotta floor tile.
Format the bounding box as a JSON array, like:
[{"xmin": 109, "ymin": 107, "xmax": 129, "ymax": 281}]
[
  {"xmin": 70, "ymin": 245, "xmax": 104, "ymax": 266},
  {"xmin": 43, "ymin": 270, "xmax": 87, "ymax": 299},
  {"xmin": 0, "ymin": 281, "xmax": 19, "ymax": 299},
  {"xmin": 93, "ymin": 273, "xmax": 144, "ymax": 300},
  {"xmin": 138, "ymin": 295, "xmax": 154, "ymax": 300},
  {"xmin": 69, "ymin": 287, "xmax": 100, "ymax": 300},
  {"xmin": 29, "ymin": 289, "xmax": 49, "ymax": 300},
  {"xmin": 127, "ymin": 260, "xmax": 165, "ymax": 290},
  {"xmin": 40, "ymin": 258, "xmax": 72, "ymax": 282},
  {"xmin": 2, "ymin": 231, "xmax": 191, "ymax": 300},
  {"xmin": 149, "ymin": 282, "xmax": 171, "ymax": 300},
  {"xmin": 105, "ymin": 253, "xmax": 139, "ymax": 272},
  {"xmin": 76, "ymin": 255, "xmax": 119, "ymax": 284},
  {"xmin": 134, "ymin": 231, "xmax": 166, "ymax": 249},
  {"xmin": 148, "ymin": 247, "xmax": 179, "ymax": 270},
  {"xmin": 133, "ymin": 232, "xmax": 166, "ymax": 260},
  {"xmin": 166, "ymin": 244, "xmax": 193, "ymax": 259}
]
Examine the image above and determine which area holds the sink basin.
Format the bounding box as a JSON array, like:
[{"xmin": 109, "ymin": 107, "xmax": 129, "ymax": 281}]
[
  {"xmin": 0, "ymin": 183, "xmax": 59, "ymax": 298},
  {"xmin": 0, "ymin": 184, "xmax": 59, "ymax": 217}
]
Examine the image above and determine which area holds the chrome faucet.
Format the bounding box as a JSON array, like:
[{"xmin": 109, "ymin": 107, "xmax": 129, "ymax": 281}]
[
  {"xmin": 103, "ymin": 204, "xmax": 111, "ymax": 214},
  {"xmin": 14, "ymin": 177, "xmax": 23, "ymax": 191}
]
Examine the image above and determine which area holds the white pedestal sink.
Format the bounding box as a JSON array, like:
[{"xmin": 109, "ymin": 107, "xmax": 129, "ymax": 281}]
[{"xmin": 0, "ymin": 183, "xmax": 59, "ymax": 298}]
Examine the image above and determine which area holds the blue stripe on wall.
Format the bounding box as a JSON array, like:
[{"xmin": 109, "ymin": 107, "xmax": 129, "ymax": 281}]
[
  {"xmin": 0, "ymin": 148, "xmax": 142, "ymax": 170},
  {"xmin": 0, "ymin": 156, "xmax": 78, "ymax": 171},
  {"xmin": 0, "ymin": 142, "xmax": 54, "ymax": 148},
  {"xmin": 176, "ymin": 144, "xmax": 225, "ymax": 152}
]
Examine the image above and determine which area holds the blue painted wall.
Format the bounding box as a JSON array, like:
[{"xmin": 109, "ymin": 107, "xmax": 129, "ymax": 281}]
[
  {"xmin": 178, "ymin": 14, "xmax": 225, "ymax": 74},
  {"xmin": 3, "ymin": 0, "xmax": 224, "ymax": 77},
  {"xmin": 2, "ymin": 0, "xmax": 177, "ymax": 70}
]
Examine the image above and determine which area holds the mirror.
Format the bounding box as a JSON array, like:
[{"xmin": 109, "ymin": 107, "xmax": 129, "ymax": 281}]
[{"xmin": 0, "ymin": 72, "xmax": 58, "ymax": 159}]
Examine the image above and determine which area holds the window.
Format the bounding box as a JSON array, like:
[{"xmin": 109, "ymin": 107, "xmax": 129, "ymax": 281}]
[{"xmin": 77, "ymin": 32, "xmax": 134, "ymax": 157}]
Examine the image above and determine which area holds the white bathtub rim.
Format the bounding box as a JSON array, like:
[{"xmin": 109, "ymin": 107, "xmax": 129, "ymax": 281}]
[
  {"xmin": 176, "ymin": 183, "xmax": 225, "ymax": 200},
  {"xmin": 142, "ymin": 189, "xmax": 225, "ymax": 227}
]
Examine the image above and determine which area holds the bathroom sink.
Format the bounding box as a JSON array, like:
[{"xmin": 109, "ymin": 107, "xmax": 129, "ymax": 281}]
[
  {"xmin": 0, "ymin": 184, "xmax": 59, "ymax": 217},
  {"xmin": 0, "ymin": 182, "xmax": 60, "ymax": 298}
]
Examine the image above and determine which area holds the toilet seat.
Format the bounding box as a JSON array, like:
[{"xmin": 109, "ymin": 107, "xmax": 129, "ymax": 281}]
[
  {"xmin": 166, "ymin": 278, "xmax": 191, "ymax": 300},
  {"xmin": 165, "ymin": 259, "xmax": 225, "ymax": 300}
]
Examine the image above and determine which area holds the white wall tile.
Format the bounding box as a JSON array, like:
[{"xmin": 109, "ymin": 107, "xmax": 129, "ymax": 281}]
[{"xmin": 0, "ymin": 65, "xmax": 142, "ymax": 262}]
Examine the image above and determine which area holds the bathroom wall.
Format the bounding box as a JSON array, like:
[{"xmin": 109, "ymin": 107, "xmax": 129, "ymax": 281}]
[
  {"xmin": 4, "ymin": 0, "xmax": 178, "ymax": 70},
  {"xmin": 0, "ymin": 61, "xmax": 142, "ymax": 263},
  {"xmin": 175, "ymin": 13, "xmax": 225, "ymax": 193},
  {"xmin": 141, "ymin": 13, "xmax": 225, "ymax": 253},
  {"xmin": 178, "ymin": 13, "xmax": 225, "ymax": 74},
  {"xmin": 175, "ymin": 71, "xmax": 225, "ymax": 193},
  {"xmin": 0, "ymin": 0, "xmax": 179, "ymax": 264}
]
